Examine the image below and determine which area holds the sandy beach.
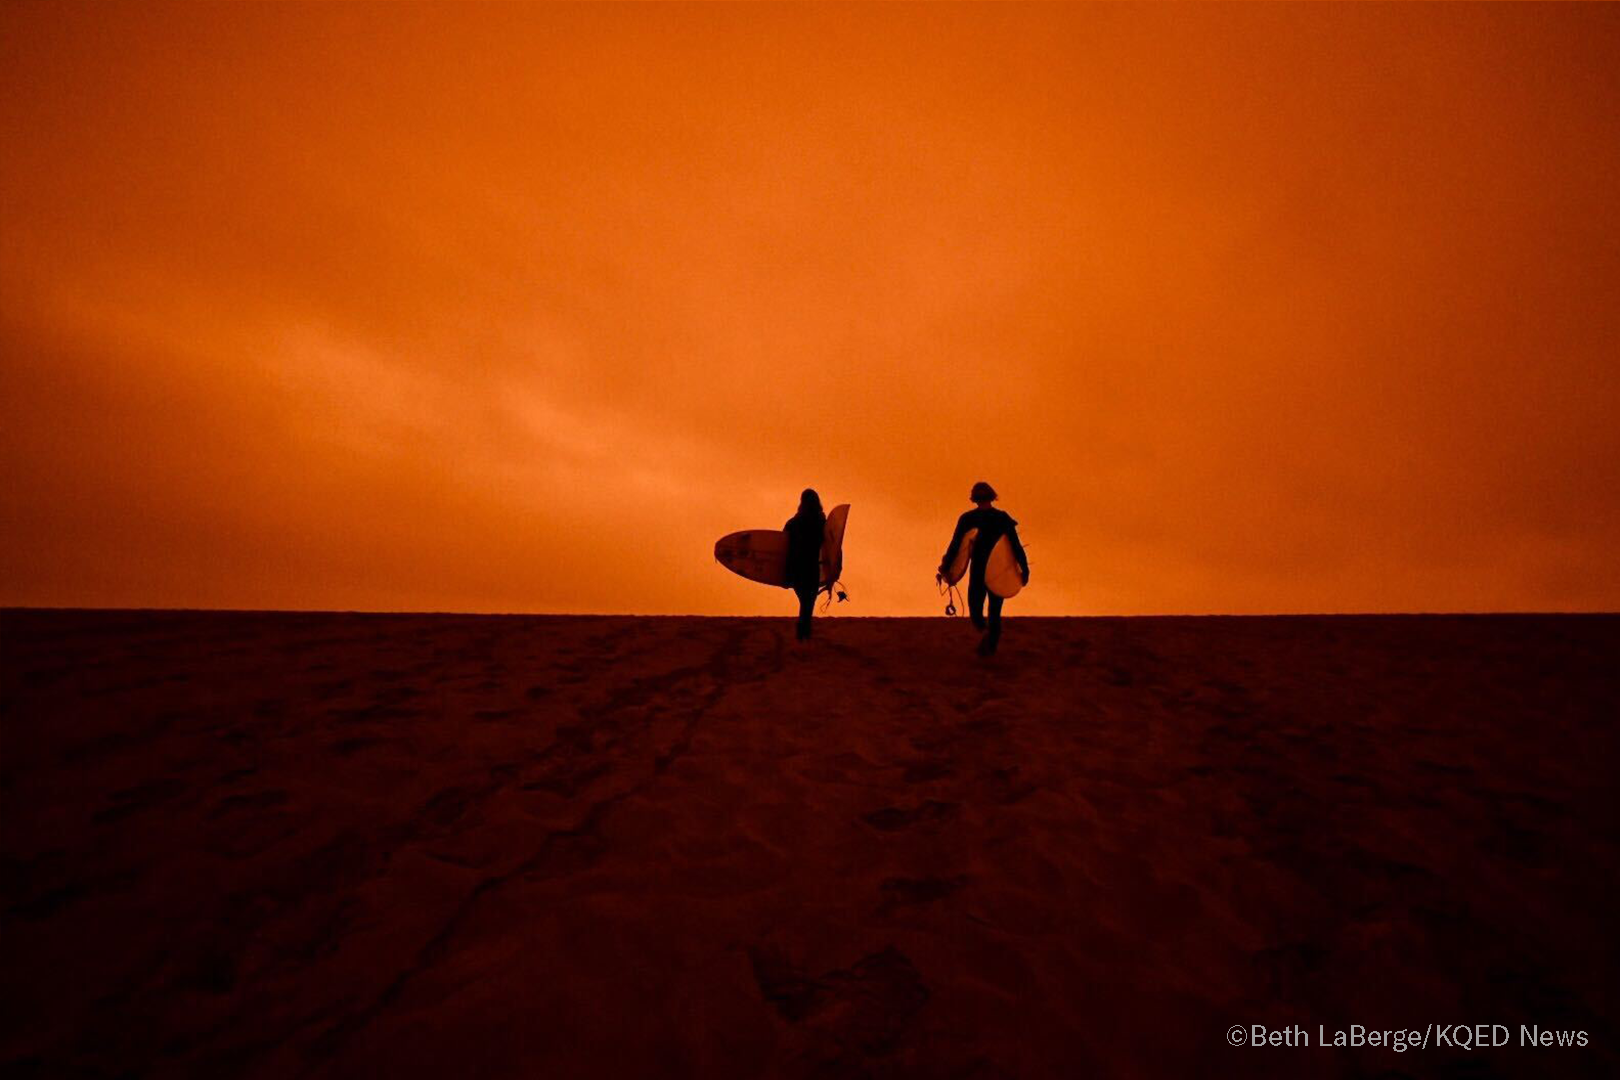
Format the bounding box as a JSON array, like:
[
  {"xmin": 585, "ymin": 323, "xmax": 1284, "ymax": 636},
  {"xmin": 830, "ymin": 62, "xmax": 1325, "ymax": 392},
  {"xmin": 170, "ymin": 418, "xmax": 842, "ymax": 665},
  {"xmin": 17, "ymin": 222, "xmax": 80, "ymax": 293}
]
[{"xmin": 2, "ymin": 610, "xmax": 1616, "ymax": 1078}]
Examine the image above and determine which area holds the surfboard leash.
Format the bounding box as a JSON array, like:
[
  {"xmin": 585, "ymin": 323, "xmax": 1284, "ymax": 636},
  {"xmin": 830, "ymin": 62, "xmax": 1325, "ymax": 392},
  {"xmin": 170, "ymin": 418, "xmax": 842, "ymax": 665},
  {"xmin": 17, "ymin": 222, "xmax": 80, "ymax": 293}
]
[
  {"xmin": 818, "ymin": 581, "xmax": 849, "ymax": 613},
  {"xmin": 936, "ymin": 573, "xmax": 963, "ymax": 617}
]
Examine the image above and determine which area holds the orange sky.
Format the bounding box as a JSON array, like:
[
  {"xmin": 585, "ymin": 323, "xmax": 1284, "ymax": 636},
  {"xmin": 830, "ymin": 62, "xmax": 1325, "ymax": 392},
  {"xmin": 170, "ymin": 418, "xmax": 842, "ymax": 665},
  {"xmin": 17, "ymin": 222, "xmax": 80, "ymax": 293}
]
[{"xmin": 3, "ymin": 3, "xmax": 1618, "ymax": 615}]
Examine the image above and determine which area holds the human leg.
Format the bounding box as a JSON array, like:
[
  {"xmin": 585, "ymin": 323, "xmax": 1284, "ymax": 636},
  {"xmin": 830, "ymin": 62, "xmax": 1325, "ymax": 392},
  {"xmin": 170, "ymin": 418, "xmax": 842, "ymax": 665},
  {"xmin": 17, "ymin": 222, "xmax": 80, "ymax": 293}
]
[
  {"xmin": 795, "ymin": 585, "xmax": 816, "ymax": 640},
  {"xmin": 985, "ymin": 593, "xmax": 1004, "ymax": 654},
  {"xmin": 968, "ymin": 577, "xmax": 988, "ymax": 632}
]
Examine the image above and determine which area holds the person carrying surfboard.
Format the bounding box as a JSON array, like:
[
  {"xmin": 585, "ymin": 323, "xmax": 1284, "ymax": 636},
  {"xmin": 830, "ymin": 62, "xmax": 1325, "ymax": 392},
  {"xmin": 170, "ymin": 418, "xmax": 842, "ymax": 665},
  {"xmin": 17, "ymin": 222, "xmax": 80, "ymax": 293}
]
[
  {"xmin": 939, "ymin": 482, "xmax": 1029, "ymax": 656},
  {"xmin": 785, "ymin": 489, "xmax": 827, "ymax": 641}
]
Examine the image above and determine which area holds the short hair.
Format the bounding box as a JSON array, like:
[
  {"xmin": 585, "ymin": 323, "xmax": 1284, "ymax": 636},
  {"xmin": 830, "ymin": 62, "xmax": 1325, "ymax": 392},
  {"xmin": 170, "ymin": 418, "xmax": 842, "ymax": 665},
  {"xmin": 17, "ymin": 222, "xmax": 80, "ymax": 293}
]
[{"xmin": 970, "ymin": 481, "xmax": 997, "ymax": 502}]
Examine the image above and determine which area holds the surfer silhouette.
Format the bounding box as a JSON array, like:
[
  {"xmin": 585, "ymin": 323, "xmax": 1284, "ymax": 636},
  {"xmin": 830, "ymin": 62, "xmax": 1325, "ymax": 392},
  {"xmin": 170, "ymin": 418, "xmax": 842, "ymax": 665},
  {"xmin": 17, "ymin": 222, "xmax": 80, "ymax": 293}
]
[
  {"xmin": 785, "ymin": 489, "xmax": 827, "ymax": 641},
  {"xmin": 939, "ymin": 482, "xmax": 1029, "ymax": 656}
]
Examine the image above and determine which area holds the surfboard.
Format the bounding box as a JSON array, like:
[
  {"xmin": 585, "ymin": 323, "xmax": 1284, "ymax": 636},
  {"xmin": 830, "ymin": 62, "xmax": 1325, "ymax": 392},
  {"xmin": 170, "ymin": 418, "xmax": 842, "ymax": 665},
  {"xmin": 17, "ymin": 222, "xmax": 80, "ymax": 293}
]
[
  {"xmin": 715, "ymin": 504, "xmax": 849, "ymax": 589},
  {"xmin": 941, "ymin": 528, "xmax": 1024, "ymax": 597},
  {"xmin": 985, "ymin": 534, "xmax": 1024, "ymax": 598},
  {"xmin": 821, "ymin": 503, "xmax": 849, "ymax": 586},
  {"xmin": 941, "ymin": 528, "xmax": 977, "ymax": 586}
]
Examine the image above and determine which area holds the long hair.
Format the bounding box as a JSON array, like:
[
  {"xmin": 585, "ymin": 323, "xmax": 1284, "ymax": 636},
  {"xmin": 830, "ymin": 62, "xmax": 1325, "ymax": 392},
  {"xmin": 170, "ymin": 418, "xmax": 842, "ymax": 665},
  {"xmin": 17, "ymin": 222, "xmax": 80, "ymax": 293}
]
[{"xmin": 797, "ymin": 488, "xmax": 825, "ymax": 521}]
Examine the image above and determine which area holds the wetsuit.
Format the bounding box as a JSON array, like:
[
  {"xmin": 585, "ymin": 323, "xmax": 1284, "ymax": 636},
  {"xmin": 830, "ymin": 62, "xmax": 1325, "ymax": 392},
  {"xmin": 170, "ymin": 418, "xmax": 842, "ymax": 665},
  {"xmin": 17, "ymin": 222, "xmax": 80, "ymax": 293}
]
[
  {"xmin": 784, "ymin": 510, "xmax": 825, "ymax": 640},
  {"xmin": 940, "ymin": 507, "xmax": 1028, "ymax": 654}
]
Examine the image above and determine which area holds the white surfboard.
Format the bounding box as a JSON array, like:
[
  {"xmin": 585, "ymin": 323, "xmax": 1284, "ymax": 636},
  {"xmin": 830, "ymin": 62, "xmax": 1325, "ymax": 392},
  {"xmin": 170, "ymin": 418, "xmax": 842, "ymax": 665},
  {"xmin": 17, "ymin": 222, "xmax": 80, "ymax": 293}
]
[
  {"xmin": 820, "ymin": 503, "xmax": 849, "ymax": 587},
  {"xmin": 941, "ymin": 528, "xmax": 977, "ymax": 585},
  {"xmin": 940, "ymin": 528, "xmax": 1023, "ymax": 598},
  {"xmin": 715, "ymin": 504, "xmax": 849, "ymax": 590},
  {"xmin": 985, "ymin": 535, "xmax": 1024, "ymax": 598}
]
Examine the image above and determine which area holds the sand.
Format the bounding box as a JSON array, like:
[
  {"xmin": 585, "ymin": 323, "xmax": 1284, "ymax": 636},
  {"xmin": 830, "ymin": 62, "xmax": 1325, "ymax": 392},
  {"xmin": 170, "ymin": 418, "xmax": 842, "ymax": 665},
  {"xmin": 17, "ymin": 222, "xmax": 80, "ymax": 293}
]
[{"xmin": 2, "ymin": 610, "xmax": 1617, "ymax": 1078}]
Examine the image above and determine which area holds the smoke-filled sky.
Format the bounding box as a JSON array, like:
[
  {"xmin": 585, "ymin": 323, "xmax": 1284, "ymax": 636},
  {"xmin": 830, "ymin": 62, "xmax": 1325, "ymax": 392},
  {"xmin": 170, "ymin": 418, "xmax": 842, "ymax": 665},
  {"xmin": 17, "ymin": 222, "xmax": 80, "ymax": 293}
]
[{"xmin": 3, "ymin": 3, "xmax": 1618, "ymax": 615}]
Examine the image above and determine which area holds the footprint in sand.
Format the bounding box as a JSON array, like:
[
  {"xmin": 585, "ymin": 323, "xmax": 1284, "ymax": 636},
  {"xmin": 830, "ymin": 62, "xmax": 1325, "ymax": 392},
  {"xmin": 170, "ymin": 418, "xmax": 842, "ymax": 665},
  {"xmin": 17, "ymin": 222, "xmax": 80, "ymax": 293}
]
[
  {"xmin": 901, "ymin": 759, "xmax": 954, "ymax": 784},
  {"xmin": 983, "ymin": 766, "xmax": 1037, "ymax": 805},
  {"xmin": 208, "ymin": 790, "xmax": 289, "ymax": 819},
  {"xmin": 861, "ymin": 800, "xmax": 959, "ymax": 832},
  {"xmin": 422, "ymin": 785, "xmax": 484, "ymax": 827},
  {"xmin": 93, "ymin": 778, "xmax": 187, "ymax": 823},
  {"xmin": 748, "ymin": 946, "xmax": 930, "ymax": 1058},
  {"xmin": 521, "ymin": 760, "xmax": 613, "ymax": 799},
  {"xmin": 879, "ymin": 875, "xmax": 966, "ymax": 909}
]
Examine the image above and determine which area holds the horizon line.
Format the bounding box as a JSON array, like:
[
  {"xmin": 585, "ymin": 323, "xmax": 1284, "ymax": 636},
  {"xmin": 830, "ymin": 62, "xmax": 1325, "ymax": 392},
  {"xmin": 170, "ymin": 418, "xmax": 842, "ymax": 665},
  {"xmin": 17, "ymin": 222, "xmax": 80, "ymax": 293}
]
[{"xmin": 4, "ymin": 606, "xmax": 1618, "ymax": 620}]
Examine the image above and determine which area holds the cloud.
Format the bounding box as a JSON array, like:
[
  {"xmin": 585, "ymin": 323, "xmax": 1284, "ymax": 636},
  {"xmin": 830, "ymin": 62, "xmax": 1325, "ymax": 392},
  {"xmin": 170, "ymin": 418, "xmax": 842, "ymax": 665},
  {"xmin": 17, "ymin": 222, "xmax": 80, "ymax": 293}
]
[{"xmin": 3, "ymin": 3, "xmax": 1618, "ymax": 613}]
